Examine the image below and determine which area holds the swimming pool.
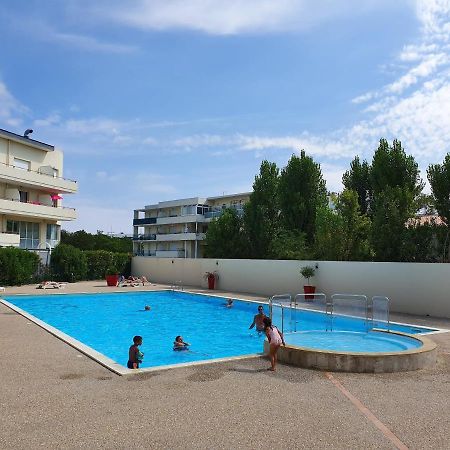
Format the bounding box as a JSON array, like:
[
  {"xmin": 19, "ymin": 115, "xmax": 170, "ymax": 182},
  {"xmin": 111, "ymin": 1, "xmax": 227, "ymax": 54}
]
[
  {"xmin": 284, "ymin": 330, "xmax": 422, "ymax": 352},
  {"xmin": 2, "ymin": 291, "xmax": 437, "ymax": 371}
]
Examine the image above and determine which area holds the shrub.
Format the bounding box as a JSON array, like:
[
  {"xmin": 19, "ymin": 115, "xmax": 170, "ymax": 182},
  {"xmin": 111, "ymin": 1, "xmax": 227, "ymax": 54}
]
[
  {"xmin": 0, "ymin": 247, "xmax": 40, "ymax": 286},
  {"xmin": 84, "ymin": 250, "xmax": 131, "ymax": 279},
  {"xmin": 50, "ymin": 244, "xmax": 87, "ymax": 281},
  {"xmin": 84, "ymin": 250, "xmax": 115, "ymax": 280}
]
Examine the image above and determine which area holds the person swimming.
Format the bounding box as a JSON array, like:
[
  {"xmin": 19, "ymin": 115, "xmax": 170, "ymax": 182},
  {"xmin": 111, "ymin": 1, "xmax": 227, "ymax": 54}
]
[
  {"xmin": 225, "ymin": 299, "xmax": 233, "ymax": 308},
  {"xmin": 173, "ymin": 335, "xmax": 190, "ymax": 351}
]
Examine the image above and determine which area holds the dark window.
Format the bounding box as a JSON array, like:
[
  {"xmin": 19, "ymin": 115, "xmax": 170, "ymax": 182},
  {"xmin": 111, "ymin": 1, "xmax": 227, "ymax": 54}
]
[{"xmin": 19, "ymin": 191, "xmax": 28, "ymax": 203}]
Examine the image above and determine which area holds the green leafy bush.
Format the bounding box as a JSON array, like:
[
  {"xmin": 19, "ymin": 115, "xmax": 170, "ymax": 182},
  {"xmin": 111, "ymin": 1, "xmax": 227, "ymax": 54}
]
[
  {"xmin": 84, "ymin": 250, "xmax": 131, "ymax": 279},
  {"xmin": 0, "ymin": 247, "xmax": 40, "ymax": 286},
  {"xmin": 50, "ymin": 244, "xmax": 87, "ymax": 281}
]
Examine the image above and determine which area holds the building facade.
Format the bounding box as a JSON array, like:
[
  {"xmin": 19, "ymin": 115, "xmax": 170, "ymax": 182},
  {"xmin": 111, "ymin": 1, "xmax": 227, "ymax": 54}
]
[
  {"xmin": 0, "ymin": 128, "xmax": 77, "ymax": 250},
  {"xmin": 133, "ymin": 192, "xmax": 250, "ymax": 258}
]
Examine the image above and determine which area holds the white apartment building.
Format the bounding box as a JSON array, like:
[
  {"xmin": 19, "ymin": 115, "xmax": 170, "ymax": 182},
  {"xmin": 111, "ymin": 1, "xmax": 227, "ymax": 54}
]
[
  {"xmin": 0, "ymin": 128, "xmax": 77, "ymax": 250},
  {"xmin": 133, "ymin": 192, "xmax": 250, "ymax": 258}
]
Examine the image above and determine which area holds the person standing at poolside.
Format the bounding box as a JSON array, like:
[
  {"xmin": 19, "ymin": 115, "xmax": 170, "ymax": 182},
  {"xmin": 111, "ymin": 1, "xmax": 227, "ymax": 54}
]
[
  {"xmin": 264, "ymin": 317, "xmax": 285, "ymax": 371},
  {"xmin": 127, "ymin": 335, "xmax": 144, "ymax": 369},
  {"xmin": 249, "ymin": 305, "xmax": 267, "ymax": 333}
]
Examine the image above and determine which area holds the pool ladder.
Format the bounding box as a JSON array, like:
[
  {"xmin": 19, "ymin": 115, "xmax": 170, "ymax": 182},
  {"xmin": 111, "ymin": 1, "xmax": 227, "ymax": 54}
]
[{"xmin": 171, "ymin": 280, "xmax": 184, "ymax": 291}]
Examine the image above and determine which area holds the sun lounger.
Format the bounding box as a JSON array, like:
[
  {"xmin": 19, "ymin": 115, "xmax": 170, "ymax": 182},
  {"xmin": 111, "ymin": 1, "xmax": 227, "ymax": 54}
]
[{"xmin": 37, "ymin": 282, "xmax": 66, "ymax": 289}]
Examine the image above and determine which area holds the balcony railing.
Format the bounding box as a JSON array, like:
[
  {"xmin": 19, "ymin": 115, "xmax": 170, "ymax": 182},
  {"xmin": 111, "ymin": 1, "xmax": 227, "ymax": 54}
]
[
  {"xmin": 0, "ymin": 198, "xmax": 76, "ymax": 221},
  {"xmin": 0, "ymin": 161, "xmax": 77, "ymax": 183},
  {"xmin": 204, "ymin": 207, "xmax": 244, "ymax": 219},
  {"xmin": 132, "ymin": 234, "xmax": 157, "ymax": 241},
  {"xmin": 133, "ymin": 217, "xmax": 157, "ymax": 226},
  {"xmin": 0, "ymin": 161, "xmax": 77, "ymax": 193}
]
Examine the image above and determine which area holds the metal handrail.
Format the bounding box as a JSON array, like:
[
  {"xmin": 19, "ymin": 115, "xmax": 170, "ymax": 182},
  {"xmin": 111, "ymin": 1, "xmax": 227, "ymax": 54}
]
[
  {"xmin": 171, "ymin": 280, "xmax": 184, "ymax": 291},
  {"xmin": 371, "ymin": 296, "xmax": 390, "ymax": 330},
  {"xmin": 269, "ymin": 294, "xmax": 291, "ymax": 334}
]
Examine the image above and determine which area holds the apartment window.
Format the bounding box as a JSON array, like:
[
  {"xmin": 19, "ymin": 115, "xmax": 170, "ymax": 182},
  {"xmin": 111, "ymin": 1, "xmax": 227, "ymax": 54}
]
[
  {"xmin": 19, "ymin": 191, "xmax": 29, "ymax": 203},
  {"xmin": 6, "ymin": 220, "xmax": 19, "ymax": 234},
  {"xmin": 46, "ymin": 224, "xmax": 60, "ymax": 248},
  {"xmin": 12, "ymin": 221, "xmax": 40, "ymax": 249},
  {"xmin": 13, "ymin": 158, "xmax": 30, "ymax": 171}
]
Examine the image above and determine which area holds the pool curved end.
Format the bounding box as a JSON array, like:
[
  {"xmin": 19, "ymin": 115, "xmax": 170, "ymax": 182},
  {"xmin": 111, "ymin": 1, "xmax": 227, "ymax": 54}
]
[{"xmin": 264, "ymin": 330, "xmax": 437, "ymax": 373}]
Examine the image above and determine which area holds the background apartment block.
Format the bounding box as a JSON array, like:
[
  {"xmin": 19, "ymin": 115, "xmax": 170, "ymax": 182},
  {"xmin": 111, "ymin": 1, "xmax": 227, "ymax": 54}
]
[
  {"xmin": 0, "ymin": 128, "xmax": 77, "ymax": 253},
  {"xmin": 133, "ymin": 192, "xmax": 250, "ymax": 258}
]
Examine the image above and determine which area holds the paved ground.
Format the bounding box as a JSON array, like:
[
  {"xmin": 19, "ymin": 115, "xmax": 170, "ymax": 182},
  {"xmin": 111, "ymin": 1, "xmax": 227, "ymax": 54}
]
[{"xmin": 1, "ymin": 281, "xmax": 449, "ymax": 449}]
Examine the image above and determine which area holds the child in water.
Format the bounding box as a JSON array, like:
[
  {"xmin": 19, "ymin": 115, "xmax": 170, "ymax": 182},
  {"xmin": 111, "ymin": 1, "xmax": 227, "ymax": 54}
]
[
  {"xmin": 127, "ymin": 335, "xmax": 144, "ymax": 369},
  {"xmin": 173, "ymin": 335, "xmax": 190, "ymax": 351}
]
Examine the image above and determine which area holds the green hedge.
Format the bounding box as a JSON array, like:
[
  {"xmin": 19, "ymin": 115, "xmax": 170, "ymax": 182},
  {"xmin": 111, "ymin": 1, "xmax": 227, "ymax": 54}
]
[
  {"xmin": 0, "ymin": 247, "xmax": 40, "ymax": 286},
  {"xmin": 84, "ymin": 250, "xmax": 131, "ymax": 280},
  {"xmin": 50, "ymin": 244, "xmax": 88, "ymax": 282}
]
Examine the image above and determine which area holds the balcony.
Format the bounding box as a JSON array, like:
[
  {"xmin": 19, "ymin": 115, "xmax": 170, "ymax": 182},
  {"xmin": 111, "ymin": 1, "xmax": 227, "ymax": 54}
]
[
  {"xmin": 204, "ymin": 207, "xmax": 244, "ymax": 220},
  {"xmin": 0, "ymin": 162, "xmax": 77, "ymax": 194},
  {"xmin": 156, "ymin": 232, "xmax": 205, "ymax": 242},
  {"xmin": 0, "ymin": 232, "xmax": 20, "ymax": 247},
  {"xmin": 155, "ymin": 250, "xmax": 185, "ymax": 258},
  {"xmin": 156, "ymin": 214, "xmax": 206, "ymax": 225},
  {"xmin": 133, "ymin": 217, "xmax": 157, "ymax": 226},
  {"xmin": 132, "ymin": 234, "xmax": 156, "ymax": 241},
  {"xmin": 0, "ymin": 199, "xmax": 76, "ymax": 221}
]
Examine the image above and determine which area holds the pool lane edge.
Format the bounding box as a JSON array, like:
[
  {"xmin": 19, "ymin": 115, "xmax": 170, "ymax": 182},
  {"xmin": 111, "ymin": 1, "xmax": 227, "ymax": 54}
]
[
  {"xmin": 0, "ymin": 297, "xmax": 263, "ymax": 376},
  {"xmin": 264, "ymin": 329, "xmax": 437, "ymax": 373}
]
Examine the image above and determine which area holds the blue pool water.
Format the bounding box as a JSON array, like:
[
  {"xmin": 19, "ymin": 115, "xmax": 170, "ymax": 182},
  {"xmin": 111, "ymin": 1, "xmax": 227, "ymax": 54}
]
[
  {"xmin": 284, "ymin": 331, "xmax": 421, "ymax": 352},
  {"xmin": 3, "ymin": 291, "xmax": 435, "ymax": 368}
]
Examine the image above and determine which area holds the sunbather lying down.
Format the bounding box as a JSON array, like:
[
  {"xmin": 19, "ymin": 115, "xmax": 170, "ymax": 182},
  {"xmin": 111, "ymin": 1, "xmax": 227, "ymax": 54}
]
[
  {"xmin": 37, "ymin": 281, "xmax": 66, "ymax": 289},
  {"xmin": 118, "ymin": 276, "xmax": 150, "ymax": 287}
]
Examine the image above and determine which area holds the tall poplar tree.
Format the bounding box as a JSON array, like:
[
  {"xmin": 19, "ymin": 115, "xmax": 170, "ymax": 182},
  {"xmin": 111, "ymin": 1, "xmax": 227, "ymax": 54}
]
[
  {"xmin": 370, "ymin": 139, "xmax": 424, "ymax": 261},
  {"xmin": 278, "ymin": 151, "xmax": 327, "ymax": 241},
  {"xmin": 342, "ymin": 156, "xmax": 372, "ymax": 215},
  {"xmin": 243, "ymin": 161, "xmax": 280, "ymax": 259}
]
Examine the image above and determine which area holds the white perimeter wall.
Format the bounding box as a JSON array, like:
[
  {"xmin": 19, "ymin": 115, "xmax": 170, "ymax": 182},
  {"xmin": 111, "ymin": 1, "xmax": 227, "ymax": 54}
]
[{"xmin": 132, "ymin": 257, "xmax": 450, "ymax": 319}]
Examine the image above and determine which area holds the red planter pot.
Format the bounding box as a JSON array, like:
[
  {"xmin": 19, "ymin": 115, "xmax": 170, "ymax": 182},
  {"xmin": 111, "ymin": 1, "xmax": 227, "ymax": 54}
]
[
  {"xmin": 106, "ymin": 274, "xmax": 119, "ymax": 287},
  {"xmin": 303, "ymin": 285, "xmax": 316, "ymax": 300},
  {"xmin": 207, "ymin": 275, "xmax": 216, "ymax": 290}
]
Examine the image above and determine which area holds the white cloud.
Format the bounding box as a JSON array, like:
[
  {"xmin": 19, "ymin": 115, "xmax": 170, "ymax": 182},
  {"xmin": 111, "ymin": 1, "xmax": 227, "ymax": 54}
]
[
  {"xmin": 43, "ymin": 29, "xmax": 138, "ymax": 54},
  {"xmin": 91, "ymin": 0, "xmax": 403, "ymax": 35},
  {"xmin": 0, "ymin": 80, "xmax": 28, "ymax": 126}
]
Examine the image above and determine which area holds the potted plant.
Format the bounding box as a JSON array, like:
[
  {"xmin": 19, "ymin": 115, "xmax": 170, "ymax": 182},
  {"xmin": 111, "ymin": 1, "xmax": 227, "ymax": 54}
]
[
  {"xmin": 204, "ymin": 271, "xmax": 219, "ymax": 290},
  {"xmin": 105, "ymin": 266, "xmax": 119, "ymax": 287},
  {"xmin": 300, "ymin": 265, "xmax": 316, "ymax": 299}
]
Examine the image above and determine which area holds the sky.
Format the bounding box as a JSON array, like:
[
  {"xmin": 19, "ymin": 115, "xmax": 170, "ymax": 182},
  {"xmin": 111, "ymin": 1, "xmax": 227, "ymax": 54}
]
[{"xmin": 0, "ymin": 0, "xmax": 449, "ymax": 234}]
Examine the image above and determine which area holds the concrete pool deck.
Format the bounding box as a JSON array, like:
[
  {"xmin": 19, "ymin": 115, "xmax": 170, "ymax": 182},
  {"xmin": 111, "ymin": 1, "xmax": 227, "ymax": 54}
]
[{"xmin": 1, "ymin": 280, "xmax": 449, "ymax": 449}]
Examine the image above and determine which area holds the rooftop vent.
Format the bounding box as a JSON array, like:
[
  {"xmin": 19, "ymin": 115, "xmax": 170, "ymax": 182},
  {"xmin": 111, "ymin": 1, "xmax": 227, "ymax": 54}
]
[{"xmin": 23, "ymin": 129, "xmax": 33, "ymax": 138}]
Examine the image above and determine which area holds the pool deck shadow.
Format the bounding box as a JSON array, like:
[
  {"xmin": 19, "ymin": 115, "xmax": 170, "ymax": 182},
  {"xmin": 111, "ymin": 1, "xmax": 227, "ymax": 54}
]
[{"xmin": 1, "ymin": 280, "xmax": 449, "ymax": 449}]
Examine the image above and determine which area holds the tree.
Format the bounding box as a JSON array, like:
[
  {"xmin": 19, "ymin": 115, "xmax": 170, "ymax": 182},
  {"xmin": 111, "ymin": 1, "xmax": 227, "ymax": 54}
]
[
  {"xmin": 268, "ymin": 229, "xmax": 308, "ymax": 260},
  {"xmin": 203, "ymin": 209, "xmax": 247, "ymax": 258},
  {"xmin": 335, "ymin": 189, "xmax": 372, "ymax": 261},
  {"xmin": 371, "ymin": 187, "xmax": 415, "ymax": 261},
  {"xmin": 61, "ymin": 230, "xmax": 132, "ymax": 253},
  {"xmin": 370, "ymin": 139, "xmax": 424, "ymax": 261},
  {"xmin": 342, "ymin": 156, "xmax": 372, "ymax": 215},
  {"xmin": 371, "ymin": 139, "xmax": 424, "ymax": 198},
  {"xmin": 427, "ymin": 153, "xmax": 450, "ymax": 225},
  {"xmin": 278, "ymin": 151, "xmax": 327, "ymax": 240},
  {"xmin": 243, "ymin": 160, "xmax": 280, "ymax": 258},
  {"xmin": 313, "ymin": 205, "xmax": 344, "ymax": 260}
]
